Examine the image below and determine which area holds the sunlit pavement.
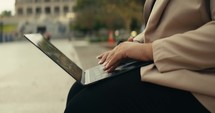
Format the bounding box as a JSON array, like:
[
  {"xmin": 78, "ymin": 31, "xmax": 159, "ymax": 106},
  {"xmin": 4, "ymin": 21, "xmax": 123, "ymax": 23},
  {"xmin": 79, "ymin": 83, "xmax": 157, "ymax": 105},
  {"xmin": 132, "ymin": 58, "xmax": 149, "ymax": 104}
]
[
  {"xmin": 72, "ymin": 41, "xmax": 111, "ymax": 70},
  {"xmin": 0, "ymin": 39, "xmax": 88, "ymax": 113}
]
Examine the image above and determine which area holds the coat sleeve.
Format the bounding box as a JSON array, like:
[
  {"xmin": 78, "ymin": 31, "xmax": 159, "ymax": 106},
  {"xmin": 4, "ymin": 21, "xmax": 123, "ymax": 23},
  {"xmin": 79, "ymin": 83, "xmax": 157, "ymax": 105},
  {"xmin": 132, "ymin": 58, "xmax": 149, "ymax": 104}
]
[{"xmin": 153, "ymin": 0, "xmax": 215, "ymax": 72}]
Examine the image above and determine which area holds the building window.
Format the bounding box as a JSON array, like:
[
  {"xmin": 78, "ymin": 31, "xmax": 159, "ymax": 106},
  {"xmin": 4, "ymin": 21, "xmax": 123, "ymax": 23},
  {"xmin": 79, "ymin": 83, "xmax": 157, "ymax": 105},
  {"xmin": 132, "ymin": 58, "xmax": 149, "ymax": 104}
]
[
  {"xmin": 27, "ymin": 0, "xmax": 33, "ymax": 3},
  {"xmin": 63, "ymin": 6, "xmax": 69, "ymax": 14},
  {"xmin": 54, "ymin": 6, "xmax": 60, "ymax": 14},
  {"xmin": 27, "ymin": 8, "xmax": 33, "ymax": 15},
  {"xmin": 16, "ymin": 0, "xmax": 23, "ymax": 3},
  {"xmin": 36, "ymin": 7, "xmax": 41, "ymax": 15},
  {"xmin": 17, "ymin": 0, "xmax": 22, "ymax": 2},
  {"xmin": 17, "ymin": 8, "xmax": 23, "ymax": 15},
  {"xmin": 45, "ymin": 7, "xmax": 51, "ymax": 14},
  {"xmin": 44, "ymin": 0, "xmax": 51, "ymax": 2},
  {"xmin": 35, "ymin": 0, "xmax": 41, "ymax": 2}
]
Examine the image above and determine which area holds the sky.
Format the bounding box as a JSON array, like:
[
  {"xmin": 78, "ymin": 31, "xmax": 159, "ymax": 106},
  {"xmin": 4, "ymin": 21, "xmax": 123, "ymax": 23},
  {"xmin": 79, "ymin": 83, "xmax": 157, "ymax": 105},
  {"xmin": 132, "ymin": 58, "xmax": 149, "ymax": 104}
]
[{"xmin": 0, "ymin": 0, "xmax": 15, "ymax": 14}]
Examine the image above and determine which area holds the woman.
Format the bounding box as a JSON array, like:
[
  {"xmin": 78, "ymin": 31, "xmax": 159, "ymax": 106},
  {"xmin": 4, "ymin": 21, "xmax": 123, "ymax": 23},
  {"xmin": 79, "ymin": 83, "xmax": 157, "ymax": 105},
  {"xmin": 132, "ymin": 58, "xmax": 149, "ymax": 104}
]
[{"xmin": 65, "ymin": 0, "xmax": 215, "ymax": 112}]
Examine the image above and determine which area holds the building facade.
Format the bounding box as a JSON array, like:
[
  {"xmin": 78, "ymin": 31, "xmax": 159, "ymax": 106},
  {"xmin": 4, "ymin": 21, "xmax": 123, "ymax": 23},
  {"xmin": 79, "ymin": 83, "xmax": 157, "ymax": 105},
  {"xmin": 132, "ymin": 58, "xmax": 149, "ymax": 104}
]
[
  {"xmin": 14, "ymin": 0, "xmax": 76, "ymax": 39},
  {"xmin": 15, "ymin": 0, "xmax": 75, "ymax": 18}
]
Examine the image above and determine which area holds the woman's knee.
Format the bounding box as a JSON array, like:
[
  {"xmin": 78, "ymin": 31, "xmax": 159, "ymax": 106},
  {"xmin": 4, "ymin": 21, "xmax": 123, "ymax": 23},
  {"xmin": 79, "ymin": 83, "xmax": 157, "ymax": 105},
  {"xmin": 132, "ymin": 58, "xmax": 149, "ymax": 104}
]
[
  {"xmin": 66, "ymin": 82, "xmax": 85, "ymax": 105},
  {"xmin": 65, "ymin": 88, "xmax": 115, "ymax": 113}
]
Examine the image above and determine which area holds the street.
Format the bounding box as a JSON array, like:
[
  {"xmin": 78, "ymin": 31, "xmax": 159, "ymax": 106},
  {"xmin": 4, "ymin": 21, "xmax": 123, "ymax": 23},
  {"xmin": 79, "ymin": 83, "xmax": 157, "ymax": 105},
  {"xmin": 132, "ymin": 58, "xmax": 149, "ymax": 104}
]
[{"xmin": 0, "ymin": 39, "xmax": 109, "ymax": 113}]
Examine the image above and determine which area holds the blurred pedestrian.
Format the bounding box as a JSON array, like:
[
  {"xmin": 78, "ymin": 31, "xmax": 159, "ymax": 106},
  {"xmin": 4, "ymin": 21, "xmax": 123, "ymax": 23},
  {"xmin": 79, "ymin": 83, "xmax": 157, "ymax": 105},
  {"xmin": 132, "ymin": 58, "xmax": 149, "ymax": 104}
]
[{"xmin": 44, "ymin": 32, "xmax": 51, "ymax": 41}]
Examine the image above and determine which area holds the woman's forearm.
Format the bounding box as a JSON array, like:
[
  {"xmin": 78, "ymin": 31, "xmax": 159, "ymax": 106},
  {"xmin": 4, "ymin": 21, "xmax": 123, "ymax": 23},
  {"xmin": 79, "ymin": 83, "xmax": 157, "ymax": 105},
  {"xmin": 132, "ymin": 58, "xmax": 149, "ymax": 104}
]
[{"xmin": 125, "ymin": 43, "xmax": 153, "ymax": 61}]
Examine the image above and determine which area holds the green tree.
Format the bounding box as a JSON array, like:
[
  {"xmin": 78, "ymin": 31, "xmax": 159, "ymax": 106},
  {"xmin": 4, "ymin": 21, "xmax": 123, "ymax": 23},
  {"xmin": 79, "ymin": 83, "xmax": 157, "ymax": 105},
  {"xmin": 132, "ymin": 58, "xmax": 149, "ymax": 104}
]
[
  {"xmin": 72, "ymin": 0, "xmax": 145, "ymax": 34},
  {"xmin": 0, "ymin": 10, "xmax": 12, "ymax": 17},
  {"xmin": 72, "ymin": 0, "xmax": 105, "ymax": 34},
  {"xmin": 105, "ymin": 0, "xmax": 144, "ymax": 31}
]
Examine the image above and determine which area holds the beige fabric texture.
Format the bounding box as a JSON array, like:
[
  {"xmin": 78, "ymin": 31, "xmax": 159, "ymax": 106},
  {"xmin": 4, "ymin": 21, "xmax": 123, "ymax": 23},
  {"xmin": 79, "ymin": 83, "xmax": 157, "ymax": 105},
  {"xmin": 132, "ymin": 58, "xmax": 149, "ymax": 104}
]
[{"xmin": 134, "ymin": 0, "xmax": 215, "ymax": 112}]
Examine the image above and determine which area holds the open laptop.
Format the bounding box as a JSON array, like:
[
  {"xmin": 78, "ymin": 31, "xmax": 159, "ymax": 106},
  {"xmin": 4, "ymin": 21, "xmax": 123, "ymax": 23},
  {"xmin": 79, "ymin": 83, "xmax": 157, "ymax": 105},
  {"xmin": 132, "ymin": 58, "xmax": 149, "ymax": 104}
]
[{"xmin": 24, "ymin": 34, "xmax": 151, "ymax": 85}]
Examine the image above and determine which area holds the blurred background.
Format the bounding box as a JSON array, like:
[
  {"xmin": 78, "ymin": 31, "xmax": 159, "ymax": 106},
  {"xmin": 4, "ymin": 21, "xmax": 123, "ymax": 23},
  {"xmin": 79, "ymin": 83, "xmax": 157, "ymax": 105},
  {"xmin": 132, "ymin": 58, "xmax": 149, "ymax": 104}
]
[{"xmin": 0, "ymin": 0, "xmax": 145, "ymax": 112}]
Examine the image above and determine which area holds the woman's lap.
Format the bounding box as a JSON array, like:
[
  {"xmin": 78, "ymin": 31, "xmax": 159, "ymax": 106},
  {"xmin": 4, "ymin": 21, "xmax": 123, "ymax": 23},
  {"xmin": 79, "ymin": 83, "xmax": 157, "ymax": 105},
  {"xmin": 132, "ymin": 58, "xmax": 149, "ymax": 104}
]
[{"xmin": 64, "ymin": 68, "xmax": 209, "ymax": 113}]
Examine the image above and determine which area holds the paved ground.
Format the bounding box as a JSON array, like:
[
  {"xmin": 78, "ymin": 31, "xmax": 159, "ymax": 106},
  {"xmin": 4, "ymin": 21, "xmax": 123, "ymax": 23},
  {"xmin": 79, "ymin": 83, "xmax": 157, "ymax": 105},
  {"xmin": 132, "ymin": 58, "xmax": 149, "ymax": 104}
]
[
  {"xmin": 71, "ymin": 41, "xmax": 110, "ymax": 70},
  {"xmin": 0, "ymin": 39, "xmax": 110, "ymax": 113}
]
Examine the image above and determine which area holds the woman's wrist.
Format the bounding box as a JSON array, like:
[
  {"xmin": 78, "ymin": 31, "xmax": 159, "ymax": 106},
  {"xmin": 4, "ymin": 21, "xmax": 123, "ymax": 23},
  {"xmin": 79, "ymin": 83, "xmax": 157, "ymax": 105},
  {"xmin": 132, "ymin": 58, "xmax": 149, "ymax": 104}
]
[
  {"xmin": 139, "ymin": 43, "xmax": 153, "ymax": 61},
  {"xmin": 142, "ymin": 43, "xmax": 153, "ymax": 61},
  {"xmin": 124, "ymin": 42, "xmax": 153, "ymax": 61}
]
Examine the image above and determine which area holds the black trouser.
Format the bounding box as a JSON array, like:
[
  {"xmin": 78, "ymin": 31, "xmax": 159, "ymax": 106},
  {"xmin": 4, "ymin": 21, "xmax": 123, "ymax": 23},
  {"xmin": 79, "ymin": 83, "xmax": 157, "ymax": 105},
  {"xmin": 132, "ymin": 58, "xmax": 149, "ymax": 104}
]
[{"xmin": 64, "ymin": 68, "xmax": 209, "ymax": 113}]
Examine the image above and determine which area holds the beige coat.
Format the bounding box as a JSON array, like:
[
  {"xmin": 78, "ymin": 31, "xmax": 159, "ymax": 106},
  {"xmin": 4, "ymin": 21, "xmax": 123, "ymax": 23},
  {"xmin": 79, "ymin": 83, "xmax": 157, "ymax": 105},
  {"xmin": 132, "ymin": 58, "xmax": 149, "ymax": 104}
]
[{"xmin": 134, "ymin": 0, "xmax": 215, "ymax": 112}]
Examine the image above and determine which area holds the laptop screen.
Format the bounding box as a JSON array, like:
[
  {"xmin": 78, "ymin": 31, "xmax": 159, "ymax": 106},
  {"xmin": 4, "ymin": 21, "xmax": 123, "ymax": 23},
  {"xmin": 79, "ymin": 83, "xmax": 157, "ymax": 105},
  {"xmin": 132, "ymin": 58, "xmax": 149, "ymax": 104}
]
[{"xmin": 24, "ymin": 34, "xmax": 83, "ymax": 81}]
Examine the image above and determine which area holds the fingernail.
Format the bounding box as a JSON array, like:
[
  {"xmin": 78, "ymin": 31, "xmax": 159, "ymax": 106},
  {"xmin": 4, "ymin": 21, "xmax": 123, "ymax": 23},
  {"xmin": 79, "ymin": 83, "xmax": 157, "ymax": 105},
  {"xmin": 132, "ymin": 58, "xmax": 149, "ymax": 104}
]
[
  {"xmin": 103, "ymin": 67, "xmax": 106, "ymax": 70},
  {"xmin": 105, "ymin": 63, "xmax": 108, "ymax": 68},
  {"xmin": 98, "ymin": 60, "xmax": 102, "ymax": 64},
  {"xmin": 104, "ymin": 62, "xmax": 107, "ymax": 66},
  {"xmin": 103, "ymin": 66, "xmax": 107, "ymax": 71},
  {"xmin": 105, "ymin": 62, "xmax": 109, "ymax": 67}
]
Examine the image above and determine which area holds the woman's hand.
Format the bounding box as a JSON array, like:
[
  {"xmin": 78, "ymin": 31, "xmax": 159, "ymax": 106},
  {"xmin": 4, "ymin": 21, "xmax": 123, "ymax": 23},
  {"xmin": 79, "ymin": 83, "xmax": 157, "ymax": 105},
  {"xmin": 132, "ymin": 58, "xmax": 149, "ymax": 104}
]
[
  {"xmin": 97, "ymin": 42, "xmax": 153, "ymax": 72},
  {"xmin": 128, "ymin": 36, "xmax": 134, "ymax": 42}
]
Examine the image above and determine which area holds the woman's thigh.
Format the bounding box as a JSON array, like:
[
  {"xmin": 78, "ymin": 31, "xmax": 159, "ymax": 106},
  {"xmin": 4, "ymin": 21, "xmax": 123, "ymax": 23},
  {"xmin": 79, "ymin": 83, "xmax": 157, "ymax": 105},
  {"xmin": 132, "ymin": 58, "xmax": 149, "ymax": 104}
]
[{"xmin": 65, "ymin": 68, "xmax": 209, "ymax": 113}]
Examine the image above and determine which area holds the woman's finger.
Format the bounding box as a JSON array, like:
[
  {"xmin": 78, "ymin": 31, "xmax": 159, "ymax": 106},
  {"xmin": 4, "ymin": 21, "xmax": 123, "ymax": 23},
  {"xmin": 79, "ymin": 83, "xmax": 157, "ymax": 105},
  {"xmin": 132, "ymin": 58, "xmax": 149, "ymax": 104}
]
[
  {"xmin": 98, "ymin": 52, "xmax": 110, "ymax": 64},
  {"xmin": 105, "ymin": 50, "xmax": 115, "ymax": 63},
  {"xmin": 97, "ymin": 50, "xmax": 111, "ymax": 60},
  {"xmin": 105, "ymin": 52, "xmax": 123, "ymax": 70},
  {"xmin": 128, "ymin": 36, "xmax": 134, "ymax": 42},
  {"xmin": 96, "ymin": 53, "xmax": 105, "ymax": 59},
  {"xmin": 104, "ymin": 62, "xmax": 120, "ymax": 73}
]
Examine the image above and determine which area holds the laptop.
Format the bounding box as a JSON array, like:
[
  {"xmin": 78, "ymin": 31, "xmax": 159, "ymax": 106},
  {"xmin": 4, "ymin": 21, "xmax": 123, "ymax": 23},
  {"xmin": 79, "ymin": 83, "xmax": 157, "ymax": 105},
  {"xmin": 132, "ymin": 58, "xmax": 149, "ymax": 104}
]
[{"xmin": 24, "ymin": 34, "xmax": 151, "ymax": 85}]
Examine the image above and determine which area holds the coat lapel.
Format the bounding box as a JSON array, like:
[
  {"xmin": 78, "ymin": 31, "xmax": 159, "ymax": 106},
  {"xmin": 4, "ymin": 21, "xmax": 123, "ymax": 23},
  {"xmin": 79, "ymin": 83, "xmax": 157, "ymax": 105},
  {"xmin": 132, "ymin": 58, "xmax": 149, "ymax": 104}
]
[
  {"xmin": 144, "ymin": 0, "xmax": 170, "ymax": 42},
  {"xmin": 144, "ymin": 0, "xmax": 156, "ymax": 25},
  {"xmin": 147, "ymin": 0, "xmax": 170, "ymax": 26}
]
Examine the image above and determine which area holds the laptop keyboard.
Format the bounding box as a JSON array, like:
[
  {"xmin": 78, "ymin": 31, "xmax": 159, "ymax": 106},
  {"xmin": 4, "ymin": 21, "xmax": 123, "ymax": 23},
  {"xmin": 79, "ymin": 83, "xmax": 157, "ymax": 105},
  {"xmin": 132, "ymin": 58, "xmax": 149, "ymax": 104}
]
[{"xmin": 88, "ymin": 65, "xmax": 107, "ymax": 81}]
